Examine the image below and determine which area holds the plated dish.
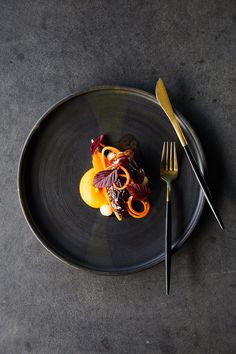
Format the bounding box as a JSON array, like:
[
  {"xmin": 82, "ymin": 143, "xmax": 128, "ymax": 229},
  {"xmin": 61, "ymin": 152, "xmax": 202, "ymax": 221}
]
[
  {"xmin": 79, "ymin": 135, "xmax": 150, "ymax": 220},
  {"xmin": 18, "ymin": 86, "xmax": 205, "ymax": 274}
]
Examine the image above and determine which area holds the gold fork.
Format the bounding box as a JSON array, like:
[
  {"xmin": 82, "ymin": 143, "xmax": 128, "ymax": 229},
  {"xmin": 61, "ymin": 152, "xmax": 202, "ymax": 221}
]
[{"xmin": 160, "ymin": 142, "xmax": 178, "ymax": 295}]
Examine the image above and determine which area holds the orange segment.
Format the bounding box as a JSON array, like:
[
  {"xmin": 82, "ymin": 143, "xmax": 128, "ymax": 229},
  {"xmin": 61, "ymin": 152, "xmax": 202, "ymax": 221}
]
[
  {"xmin": 92, "ymin": 151, "xmax": 104, "ymax": 173},
  {"xmin": 79, "ymin": 168, "xmax": 107, "ymax": 208}
]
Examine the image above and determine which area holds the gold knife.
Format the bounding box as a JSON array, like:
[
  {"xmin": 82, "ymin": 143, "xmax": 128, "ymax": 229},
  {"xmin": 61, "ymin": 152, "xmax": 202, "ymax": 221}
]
[{"xmin": 155, "ymin": 78, "xmax": 224, "ymax": 230}]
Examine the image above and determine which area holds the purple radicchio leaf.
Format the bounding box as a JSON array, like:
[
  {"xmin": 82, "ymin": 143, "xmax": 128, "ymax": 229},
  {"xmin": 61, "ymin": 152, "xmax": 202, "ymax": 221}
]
[
  {"xmin": 93, "ymin": 168, "xmax": 118, "ymax": 188},
  {"xmin": 90, "ymin": 134, "xmax": 104, "ymax": 155},
  {"xmin": 126, "ymin": 183, "xmax": 150, "ymax": 201}
]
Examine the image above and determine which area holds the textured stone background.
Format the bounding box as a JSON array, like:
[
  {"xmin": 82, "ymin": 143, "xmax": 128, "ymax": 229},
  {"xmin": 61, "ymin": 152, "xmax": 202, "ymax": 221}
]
[{"xmin": 0, "ymin": 1, "xmax": 235, "ymax": 353}]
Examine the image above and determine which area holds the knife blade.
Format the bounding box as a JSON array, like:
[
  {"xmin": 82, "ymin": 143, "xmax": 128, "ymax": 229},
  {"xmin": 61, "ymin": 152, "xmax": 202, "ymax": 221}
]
[{"xmin": 155, "ymin": 78, "xmax": 224, "ymax": 230}]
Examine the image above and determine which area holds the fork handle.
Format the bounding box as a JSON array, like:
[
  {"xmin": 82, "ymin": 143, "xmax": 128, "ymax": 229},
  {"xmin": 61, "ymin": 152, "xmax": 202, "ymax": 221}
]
[{"xmin": 165, "ymin": 200, "xmax": 171, "ymax": 295}]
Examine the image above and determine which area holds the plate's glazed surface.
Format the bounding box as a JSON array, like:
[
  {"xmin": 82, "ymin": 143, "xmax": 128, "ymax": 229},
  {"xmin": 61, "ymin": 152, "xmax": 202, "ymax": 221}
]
[{"xmin": 18, "ymin": 87, "xmax": 205, "ymax": 274}]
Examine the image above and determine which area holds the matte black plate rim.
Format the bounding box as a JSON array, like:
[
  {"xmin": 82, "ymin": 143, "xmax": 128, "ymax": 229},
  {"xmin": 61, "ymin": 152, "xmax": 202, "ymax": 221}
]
[{"xmin": 18, "ymin": 86, "xmax": 206, "ymax": 275}]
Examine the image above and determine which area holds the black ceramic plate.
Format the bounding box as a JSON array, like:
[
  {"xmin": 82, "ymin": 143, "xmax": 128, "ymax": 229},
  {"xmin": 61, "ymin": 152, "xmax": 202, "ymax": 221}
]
[{"xmin": 18, "ymin": 87, "xmax": 205, "ymax": 274}]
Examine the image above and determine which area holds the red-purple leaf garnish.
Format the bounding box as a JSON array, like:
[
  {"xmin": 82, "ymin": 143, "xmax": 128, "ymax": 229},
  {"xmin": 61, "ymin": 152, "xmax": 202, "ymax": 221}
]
[
  {"xmin": 90, "ymin": 135, "xmax": 104, "ymax": 155},
  {"xmin": 126, "ymin": 183, "xmax": 150, "ymax": 201},
  {"xmin": 93, "ymin": 169, "xmax": 118, "ymax": 188}
]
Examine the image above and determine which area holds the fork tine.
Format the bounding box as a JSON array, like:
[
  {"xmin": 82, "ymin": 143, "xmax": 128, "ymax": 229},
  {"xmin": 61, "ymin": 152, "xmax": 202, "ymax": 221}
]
[
  {"xmin": 166, "ymin": 142, "xmax": 169, "ymax": 170},
  {"xmin": 161, "ymin": 142, "xmax": 166, "ymax": 170},
  {"xmin": 174, "ymin": 142, "xmax": 178, "ymax": 171},
  {"xmin": 170, "ymin": 142, "xmax": 173, "ymax": 170}
]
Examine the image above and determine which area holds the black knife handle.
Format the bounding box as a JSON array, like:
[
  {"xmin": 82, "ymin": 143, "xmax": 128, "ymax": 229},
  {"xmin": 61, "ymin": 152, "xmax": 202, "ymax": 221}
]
[
  {"xmin": 184, "ymin": 145, "xmax": 224, "ymax": 230},
  {"xmin": 165, "ymin": 200, "xmax": 171, "ymax": 295}
]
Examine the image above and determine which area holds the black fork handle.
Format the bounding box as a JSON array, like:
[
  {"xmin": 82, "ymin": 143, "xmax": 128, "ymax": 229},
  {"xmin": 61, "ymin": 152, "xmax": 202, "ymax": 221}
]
[{"xmin": 165, "ymin": 200, "xmax": 171, "ymax": 295}]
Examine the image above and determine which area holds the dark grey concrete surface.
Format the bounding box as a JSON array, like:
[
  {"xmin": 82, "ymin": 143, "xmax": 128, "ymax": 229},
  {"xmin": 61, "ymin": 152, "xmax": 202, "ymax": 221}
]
[{"xmin": 0, "ymin": 1, "xmax": 235, "ymax": 353}]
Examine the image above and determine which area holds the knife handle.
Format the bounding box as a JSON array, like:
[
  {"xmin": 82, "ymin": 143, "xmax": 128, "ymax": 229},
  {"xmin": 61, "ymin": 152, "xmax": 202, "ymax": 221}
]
[{"xmin": 184, "ymin": 145, "xmax": 224, "ymax": 230}]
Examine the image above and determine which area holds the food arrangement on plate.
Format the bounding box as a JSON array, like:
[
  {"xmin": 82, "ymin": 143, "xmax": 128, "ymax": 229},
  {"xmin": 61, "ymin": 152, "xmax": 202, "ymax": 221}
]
[
  {"xmin": 79, "ymin": 135, "xmax": 150, "ymax": 220},
  {"xmin": 18, "ymin": 80, "xmax": 223, "ymax": 277}
]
